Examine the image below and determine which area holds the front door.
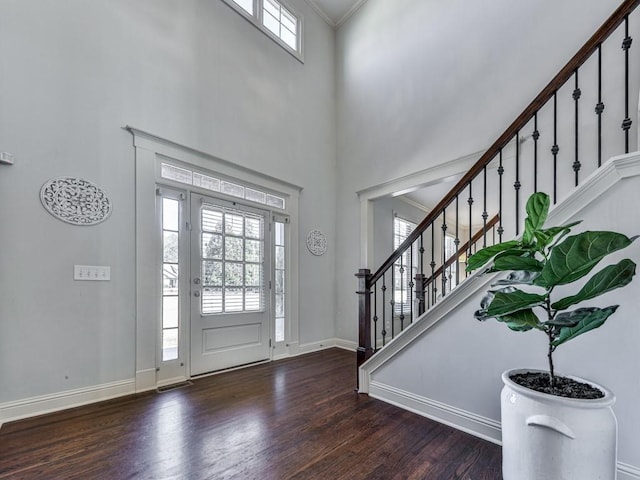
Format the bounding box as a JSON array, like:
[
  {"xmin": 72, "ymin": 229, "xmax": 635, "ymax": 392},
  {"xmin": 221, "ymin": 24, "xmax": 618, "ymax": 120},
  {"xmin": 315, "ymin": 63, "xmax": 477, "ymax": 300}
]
[{"xmin": 190, "ymin": 194, "xmax": 271, "ymax": 375}]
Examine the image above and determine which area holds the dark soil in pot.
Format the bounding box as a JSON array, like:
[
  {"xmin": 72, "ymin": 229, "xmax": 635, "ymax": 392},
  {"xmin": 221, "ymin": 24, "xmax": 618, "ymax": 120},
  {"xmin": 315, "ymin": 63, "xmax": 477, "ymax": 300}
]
[{"xmin": 510, "ymin": 372, "xmax": 604, "ymax": 399}]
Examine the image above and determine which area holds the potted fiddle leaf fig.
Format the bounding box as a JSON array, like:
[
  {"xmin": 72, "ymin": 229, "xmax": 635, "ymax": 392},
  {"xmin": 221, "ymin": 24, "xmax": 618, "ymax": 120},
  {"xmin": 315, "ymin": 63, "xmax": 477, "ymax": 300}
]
[{"xmin": 466, "ymin": 191, "xmax": 636, "ymax": 480}]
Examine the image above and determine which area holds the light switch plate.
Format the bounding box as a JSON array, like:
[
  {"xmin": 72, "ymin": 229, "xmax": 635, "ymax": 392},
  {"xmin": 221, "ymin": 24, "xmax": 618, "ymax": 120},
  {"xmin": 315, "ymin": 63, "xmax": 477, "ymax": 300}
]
[{"xmin": 74, "ymin": 265, "xmax": 111, "ymax": 281}]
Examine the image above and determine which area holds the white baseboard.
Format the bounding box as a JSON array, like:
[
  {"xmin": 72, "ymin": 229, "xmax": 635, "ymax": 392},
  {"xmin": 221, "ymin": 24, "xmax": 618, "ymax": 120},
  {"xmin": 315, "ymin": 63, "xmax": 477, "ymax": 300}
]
[
  {"xmin": 619, "ymin": 463, "xmax": 640, "ymax": 480},
  {"xmin": 368, "ymin": 381, "xmax": 502, "ymax": 445},
  {"xmin": 135, "ymin": 368, "xmax": 157, "ymax": 393},
  {"xmin": 0, "ymin": 379, "xmax": 135, "ymax": 428},
  {"xmin": 297, "ymin": 337, "xmax": 357, "ymax": 354}
]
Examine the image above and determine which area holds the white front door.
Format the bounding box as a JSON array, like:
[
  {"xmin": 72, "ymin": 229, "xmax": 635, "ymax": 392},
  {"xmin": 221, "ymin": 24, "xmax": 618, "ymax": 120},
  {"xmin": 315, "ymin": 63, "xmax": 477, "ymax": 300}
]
[{"xmin": 190, "ymin": 194, "xmax": 271, "ymax": 375}]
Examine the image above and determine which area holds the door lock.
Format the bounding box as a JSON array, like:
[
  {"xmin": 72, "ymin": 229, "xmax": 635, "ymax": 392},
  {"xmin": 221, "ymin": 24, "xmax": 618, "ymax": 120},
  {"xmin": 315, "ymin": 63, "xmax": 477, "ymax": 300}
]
[
  {"xmin": 194, "ymin": 291, "xmax": 201, "ymax": 297},
  {"xmin": 193, "ymin": 278, "xmax": 201, "ymax": 285}
]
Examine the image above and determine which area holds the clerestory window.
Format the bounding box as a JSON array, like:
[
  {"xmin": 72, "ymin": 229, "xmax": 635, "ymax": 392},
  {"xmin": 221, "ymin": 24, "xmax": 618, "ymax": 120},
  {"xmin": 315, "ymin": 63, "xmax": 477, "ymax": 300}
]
[{"xmin": 223, "ymin": 0, "xmax": 303, "ymax": 60}]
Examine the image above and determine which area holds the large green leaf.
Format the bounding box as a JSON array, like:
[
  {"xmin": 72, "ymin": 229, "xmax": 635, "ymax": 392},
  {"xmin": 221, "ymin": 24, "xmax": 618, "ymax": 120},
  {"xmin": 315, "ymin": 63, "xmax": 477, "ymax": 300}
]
[
  {"xmin": 523, "ymin": 193, "xmax": 550, "ymax": 244},
  {"xmin": 493, "ymin": 255, "xmax": 543, "ymax": 272},
  {"xmin": 466, "ymin": 240, "xmax": 520, "ymax": 272},
  {"xmin": 535, "ymin": 231, "xmax": 637, "ymax": 288},
  {"xmin": 551, "ymin": 259, "xmax": 637, "ymax": 310},
  {"xmin": 534, "ymin": 221, "xmax": 582, "ymax": 250},
  {"xmin": 484, "ymin": 289, "xmax": 547, "ymax": 317},
  {"xmin": 497, "ymin": 308, "xmax": 542, "ymax": 332},
  {"xmin": 552, "ymin": 306, "xmax": 619, "ymax": 347}
]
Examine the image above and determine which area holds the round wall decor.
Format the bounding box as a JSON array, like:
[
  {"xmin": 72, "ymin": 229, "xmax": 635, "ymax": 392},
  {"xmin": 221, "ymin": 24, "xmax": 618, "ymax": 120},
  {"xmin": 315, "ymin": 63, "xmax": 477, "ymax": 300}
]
[
  {"xmin": 40, "ymin": 177, "xmax": 112, "ymax": 226},
  {"xmin": 306, "ymin": 229, "xmax": 327, "ymax": 256}
]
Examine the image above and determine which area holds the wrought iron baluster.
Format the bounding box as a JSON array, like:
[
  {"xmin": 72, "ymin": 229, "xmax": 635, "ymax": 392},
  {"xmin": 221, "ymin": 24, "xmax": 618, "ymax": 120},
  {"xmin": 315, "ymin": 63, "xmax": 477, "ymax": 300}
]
[
  {"xmin": 441, "ymin": 209, "xmax": 447, "ymax": 297},
  {"xmin": 409, "ymin": 241, "xmax": 414, "ymax": 325},
  {"xmin": 399, "ymin": 254, "xmax": 404, "ymax": 333},
  {"xmin": 596, "ymin": 44, "xmax": 604, "ymax": 168},
  {"xmin": 482, "ymin": 166, "xmax": 488, "ymax": 247},
  {"xmin": 573, "ymin": 69, "xmax": 581, "ymax": 186},
  {"xmin": 391, "ymin": 264, "xmax": 395, "ymax": 339},
  {"xmin": 430, "ymin": 225, "xmax": 436, "ymax": 304},
  {"xmin": 533, "ymin": 113, "xmax": 539, "ymax": 192},
  {"xmin": 455, "ymin": 196, "xmax": 460, "ymax": 287},
  {"xmin": 622, "ymin": 15, "xmax": 633, "ymax": 153},
  {"xmin": 552, "ymin": 91, "xmax": 559, "ymax": 204},
  {"xmin": 468, "ymin": 182, "xmax": 473, "ymax": 275},
  {"xmin": 498, "ymin": 149, "xmax": 504, "ymax": 242},
  {"xmin": 381, "ymin": 274, "xmax": 387, "ymax": 347},
  {"xmin": 514, "ymin": 132, "xmax": 521, "ymax": 236},
  {"xmin": 372, "ymin": 285, "xmax": 378, "ymax": 352}
]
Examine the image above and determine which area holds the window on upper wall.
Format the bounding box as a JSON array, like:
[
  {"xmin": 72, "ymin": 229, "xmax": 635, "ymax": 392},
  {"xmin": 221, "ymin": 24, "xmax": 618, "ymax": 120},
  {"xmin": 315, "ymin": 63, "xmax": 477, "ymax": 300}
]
[{"xmin": 223, "ymin": 0, "xmax": 303, "ymax": 61}]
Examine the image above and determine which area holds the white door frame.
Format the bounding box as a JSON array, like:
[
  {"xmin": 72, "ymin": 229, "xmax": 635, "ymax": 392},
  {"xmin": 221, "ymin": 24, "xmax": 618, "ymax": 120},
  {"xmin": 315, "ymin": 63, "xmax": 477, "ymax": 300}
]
[{"xmin": 128, "ymin": 126, "xmax": 302, "ymax": 392}]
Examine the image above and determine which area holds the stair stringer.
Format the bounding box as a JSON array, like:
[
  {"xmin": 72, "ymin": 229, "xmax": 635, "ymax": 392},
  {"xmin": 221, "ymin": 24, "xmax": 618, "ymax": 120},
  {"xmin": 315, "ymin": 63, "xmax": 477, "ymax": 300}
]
[{"xmin": 358, "ymin": 152, "xmax": 640, "ymax": 477}]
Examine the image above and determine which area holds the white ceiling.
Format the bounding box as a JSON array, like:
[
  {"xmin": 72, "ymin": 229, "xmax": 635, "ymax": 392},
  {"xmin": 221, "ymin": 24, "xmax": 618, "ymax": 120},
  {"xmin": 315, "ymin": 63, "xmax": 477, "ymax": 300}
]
[{"xmin": 307, "ymin": 0, "xmax": 366, "ymax": 27}]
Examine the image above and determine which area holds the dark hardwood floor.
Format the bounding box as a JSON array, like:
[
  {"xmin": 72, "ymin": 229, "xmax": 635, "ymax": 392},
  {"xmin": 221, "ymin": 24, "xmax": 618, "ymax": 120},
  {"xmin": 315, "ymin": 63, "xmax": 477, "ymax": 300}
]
[{"xmin": 0, "ymin": 349, "xmax": 502, "ymax": 479}]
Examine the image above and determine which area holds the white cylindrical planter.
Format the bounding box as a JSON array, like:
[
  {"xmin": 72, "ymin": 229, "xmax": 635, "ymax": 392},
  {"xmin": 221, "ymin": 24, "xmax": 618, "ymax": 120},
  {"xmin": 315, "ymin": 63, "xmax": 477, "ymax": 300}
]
[{"xmin": 501, "ymin": 369, "xmax": 617, "ymax": 480}]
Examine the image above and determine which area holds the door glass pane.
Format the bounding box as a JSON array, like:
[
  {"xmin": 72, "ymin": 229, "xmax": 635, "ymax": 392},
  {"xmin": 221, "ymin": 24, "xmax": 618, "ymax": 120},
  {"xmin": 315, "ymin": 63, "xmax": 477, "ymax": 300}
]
[
  {"xmin": 225, "ymin": 213, "xmax": 244, "ymax": 235},
  {"xmin": 162, "ymin": 328, "xmax": 178, "ymax": 361},
  {"xmin": 163, "ymin": 231, "xmax": 178, "ymax": 263},
  {"xmin": 163, "ymin": 264, "xmax": 179, "ymax": 295},
  {"xmin": 163, "ymin": 296, "xmax": 179, "ymax": 329},
  {"xmin": 245, "ymin": 217, "xmax": 262, "ymax": 238},
  {"xmin": 245, "ymin": 239, "xmax": 261, "ymax": 262},
  {"xmin": 203, "ymin": 233, "xmax": 222, "ymax": 259},
  {"xmin": 202, "ymin": 208, "xmax": 223, "ymax": 232},
  {"xmin": 245, "ymin": 264, "xmax": 261, "ymax": 286},
  {"xmin": 225, "ymin": 263, "xmax": 243, "ymax": 286},
  {"xmin": 225, "ymin": 287, "xmax": 244, "ymax": 312},
  {"xmin": 203, "ymin": 261, "xmax": 222, "ymax": 286},
  {"xmin": 163, "ymin": 198, "xmax": 179, "ymax": 231},
  {"xmin": 202, "ymin": 287, "xmax": 222, "ymax": 314},
  {"xmin": 225, "ymin": 237, "xmax": 243, "ymax": 261},
  {"xmin": 275, "ymin": 245, "xmax": 284, "ymax": 269},
  {"xmin": 246, "ymin": 287, "xmax": 261, "ymax": 311}
]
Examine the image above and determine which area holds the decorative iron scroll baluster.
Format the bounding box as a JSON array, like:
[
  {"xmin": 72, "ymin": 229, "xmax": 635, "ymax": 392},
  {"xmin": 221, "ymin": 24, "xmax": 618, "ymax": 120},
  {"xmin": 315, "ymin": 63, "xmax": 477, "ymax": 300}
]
[
  {"xmin": 399, "ymin": 255, "xmax": 404, "ymax": 332},
  {"xmin": 573, "ymin": 69, "xmax": 581, "ymax": 186},
  {"xmin": 467, "ymin": 183, "xmax": 473, "ymax": 275},
  {"xmin": 498, "ymin": 149, "xmax": 504, "ymax": 242},
  {"xmin": 390, "ymin": 265, "xmax": 395, "ymax": 339},
  {"xmin": 514, "ymin": 131, "xmax": 521, "ymax": 236},
  {"xmin": 419, "ymin": 233, "xmax": 425, "ymax": 275},
  {"xmin": 622, "ymin": 15, "xmax": 633, "ymax": 153},
  {"xmin": 533, "ymin": 113, "xmax": 539, "ymax": 192},
  {"xmin": 409, "ymin": 244, "xmax": 414, "ymax": 325},
  {"xmin": 455, "ymin": 196, "xmax": 460, "ymax": 286},
  {"xmin": 381, "ymin": 275, "xmax": 387, "ymax": 347},
  {"xmin": 430, "ymin": 226, "xmax": 436, "ymax": 304},
  {"xmin": 441, "ymin": 209, "xmax": 447, "ymax": 297},
  {"xmin": 596, "ymin": 44, "xmax": 604, "ymax": 167},
  {"xmin": 482, "ymin": 166, "xmax": 488, "ymax": 247},
  {"xmin": 552, "ymin": 91, "xmax": 559, "ymax": 204},
  {"xmin": 372, "ymin": 287, "xmax": 378, "ymax": 352}
]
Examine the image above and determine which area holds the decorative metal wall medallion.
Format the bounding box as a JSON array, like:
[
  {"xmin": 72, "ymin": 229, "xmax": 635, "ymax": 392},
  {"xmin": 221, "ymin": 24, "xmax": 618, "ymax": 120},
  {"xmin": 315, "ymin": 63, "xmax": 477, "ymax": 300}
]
[
  {"xmin": 306, "ymin": 229, "xmax": 327, "ymax": 256},
  {"xmin": 40, "ymin": 177, "xmax": 112, "ymax": 226}
]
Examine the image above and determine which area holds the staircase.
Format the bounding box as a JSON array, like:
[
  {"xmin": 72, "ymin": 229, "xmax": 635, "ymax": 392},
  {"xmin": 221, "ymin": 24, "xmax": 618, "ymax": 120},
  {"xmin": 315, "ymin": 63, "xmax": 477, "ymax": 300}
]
[{"xmin": 356, "ymin": 2, "xmax": 640, "ymax": 477}]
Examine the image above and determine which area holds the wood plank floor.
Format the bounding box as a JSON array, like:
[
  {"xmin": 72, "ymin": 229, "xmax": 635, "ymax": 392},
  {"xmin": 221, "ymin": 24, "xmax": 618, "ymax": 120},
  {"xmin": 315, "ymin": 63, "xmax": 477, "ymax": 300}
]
[{"xmin": 0, "ymin": 349, "xmax": 502, "ymax": 479}]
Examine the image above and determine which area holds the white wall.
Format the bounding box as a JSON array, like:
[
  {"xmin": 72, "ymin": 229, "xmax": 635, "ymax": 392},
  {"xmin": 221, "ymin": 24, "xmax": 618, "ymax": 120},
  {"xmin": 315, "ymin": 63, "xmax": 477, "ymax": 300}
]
[
  {"xmin": 0, "ymin": 0, "xmax": 336, "ymax": 404},
  {"xmin": 334, "ymin": 0, "xmax": 637, "ymax": 342}
]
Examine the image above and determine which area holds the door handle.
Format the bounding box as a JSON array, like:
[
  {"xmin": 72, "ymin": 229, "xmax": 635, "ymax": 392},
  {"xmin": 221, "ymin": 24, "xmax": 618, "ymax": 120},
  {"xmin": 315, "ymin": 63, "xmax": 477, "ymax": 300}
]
[
  {"xmin": 194, "ymin": 291, "xmax": 201, "ymax": 297},
  {"xmin": 193, "ymin": 278, "xmax": 201, "ymax": 285}
]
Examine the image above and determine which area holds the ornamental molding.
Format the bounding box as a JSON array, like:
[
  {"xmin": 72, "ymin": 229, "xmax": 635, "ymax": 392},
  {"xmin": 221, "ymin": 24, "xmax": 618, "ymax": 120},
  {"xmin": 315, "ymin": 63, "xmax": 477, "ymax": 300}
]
[
  {"xmin": 306, "ymin": 229, "xmax": 327, "ymax": 256},
  {"xmin": 40, "ymin": 177, "xmax": 112, "ymax": 226}
]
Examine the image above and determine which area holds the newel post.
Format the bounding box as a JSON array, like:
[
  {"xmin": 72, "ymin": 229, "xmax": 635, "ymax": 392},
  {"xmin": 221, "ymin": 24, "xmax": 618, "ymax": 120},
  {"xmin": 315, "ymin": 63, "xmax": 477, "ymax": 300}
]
[
  {"xmin": 355, "ymin": 269, "xmax": 373, "ymax": 380},
  {"xmin": 414, "ymin": 273, "xmax": 426, "ymax": 317}
]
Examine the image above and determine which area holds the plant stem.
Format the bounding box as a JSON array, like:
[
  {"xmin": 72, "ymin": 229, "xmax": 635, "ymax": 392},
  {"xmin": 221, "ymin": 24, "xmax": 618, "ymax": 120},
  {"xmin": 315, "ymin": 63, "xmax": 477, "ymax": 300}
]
[{"xmin": 547, "ymin": 329, "xmax": 556, "ymax": 388}]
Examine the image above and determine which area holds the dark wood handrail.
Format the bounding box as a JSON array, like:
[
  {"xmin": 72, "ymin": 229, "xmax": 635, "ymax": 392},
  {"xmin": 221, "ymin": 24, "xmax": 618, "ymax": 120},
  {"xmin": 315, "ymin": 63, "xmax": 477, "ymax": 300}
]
[
  {"xmin": 424, "ymin": 215, "xmax": 500, "ymax": 285},
  {"xmin": 368, "ymin": 0, "xmax": 640, "ymax": 287}
]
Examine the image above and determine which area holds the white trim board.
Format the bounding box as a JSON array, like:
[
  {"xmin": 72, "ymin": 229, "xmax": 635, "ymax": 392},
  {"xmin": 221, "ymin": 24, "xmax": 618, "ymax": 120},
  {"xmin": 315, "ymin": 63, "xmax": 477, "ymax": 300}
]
[{"xmin": 0, "ymin": 379, "xmax": 135, "ymax": 429}]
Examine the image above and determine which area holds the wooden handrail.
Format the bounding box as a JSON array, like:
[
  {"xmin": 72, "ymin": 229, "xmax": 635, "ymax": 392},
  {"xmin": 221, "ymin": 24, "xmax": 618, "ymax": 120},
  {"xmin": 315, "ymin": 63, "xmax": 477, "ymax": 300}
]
[
  {"xmin": 368, "ymin": 0, "xmax": 640, "ymax": 287},
  {"xmin": 424, "ymin": 215, "xmax": 500, "ymax": 285}
]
